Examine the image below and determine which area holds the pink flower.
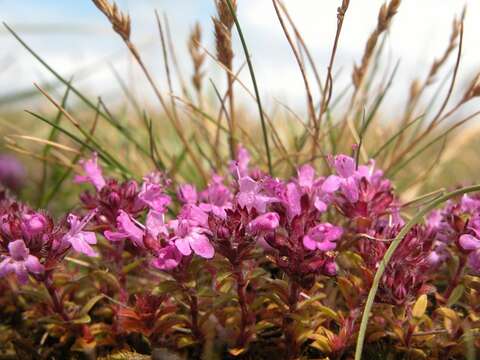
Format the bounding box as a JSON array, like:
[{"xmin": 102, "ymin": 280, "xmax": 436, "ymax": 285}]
[
  {"xmin": 199, "ymin": 175, "xmax": 232, "ymax": 219},
  {"xmin": 171, "ymin": 220, "xmax": 214, "ymax": 259},
  {"xmin": 63, "ymin": 212, "xmax": 98, "ymax": 257},
  {"xmin": 0, "ymin": 239, "xmax": 44, "ymax": 284},
  {"xmin": 247, "ymin": 212, "xmax": 280, "ymax": 234},
  {"xmin": 297, "ymin": 165, "xmax": 315, "ymax": 188},
  {"xmin": 22, "ymin": 212, "xmax": 48, "ymax": 237},
  {"xmin": 150, "ymin": 244, "xmax": 183, "ymax": 270},
  {"xmin": 303, "ymin": 223, "xmax": 343, "ymax": 251},
  {"xmin": 139, "ymin": 174, "xmax": 171, "ymax": 213},
  {"xmin": 146, "ymin": 210, "xmax": 168, "ymax": 238},
  {"xmin": 237, "ymin": 176, "xmax": 274, "ymax": 213},
  {"xmin": 74, "ymin": 153, "xmax": 106, "ymax": 191},
  {"xmin": 177, "ymin": 184, "xmax": 198, "ymax": 204},
  {"xmin": 104, "ymin": 210, "xmax": 145, "ymax": 248}
]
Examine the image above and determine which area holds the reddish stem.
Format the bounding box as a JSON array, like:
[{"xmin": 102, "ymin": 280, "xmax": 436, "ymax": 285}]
[
  {"xmin": 284, "ymin": 280, "xmax": 300, "ymax": 359},
  {"xmin": 44, "ymin": 276, "xmax": 69, "ymax": 322},
  {"xmin": 234, "ymin": 266, "xmax": 249, "ymax": 347},
  {"xmin": 189, "ymin": 292, "xmax": 202, "ymax": 341},
  {"xmin": 443, "ymin": 256, "xmax": 466, "ymax": 301}
]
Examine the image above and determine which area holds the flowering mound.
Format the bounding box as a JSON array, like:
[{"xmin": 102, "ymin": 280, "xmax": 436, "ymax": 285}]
[{"xmin": 0, "ymin": 147, "xmax": 479, "ymax": 359}]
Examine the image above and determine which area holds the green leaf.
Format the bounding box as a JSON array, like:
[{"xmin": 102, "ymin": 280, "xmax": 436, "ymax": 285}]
[
  {"xmin": 447, "ymin": 284, "xmax": 464, "ymax": 307},
  {"xmin": 79, "ymin": 294, "xmax": 105, "ymax": 317}
]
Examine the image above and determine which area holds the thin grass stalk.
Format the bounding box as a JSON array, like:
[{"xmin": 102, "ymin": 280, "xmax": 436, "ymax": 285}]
[
  {"xmin": 224, "ymin": 0, "xmax": 273, "ymax": 175},
  {"xmin": 272, "ymin": 0, "xmax": 316, "ymax": 128},
  {"xmin": 38, "ymin": 81, "xmax": 72, "ymax": 207}
]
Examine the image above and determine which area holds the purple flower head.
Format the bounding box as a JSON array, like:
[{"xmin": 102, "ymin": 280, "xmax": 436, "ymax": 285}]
[
  {"xmin": 177, "ymin": 184, "xmax": 198, "ymax": 204},
  {"xmin": 146, "ymin": 210, "xmax": 168, "ymax": 238},
  {"xmin": 139, "ymin": 173, "xmax": 171, "ymax": 213},
  {"xmin": 247, "ymin": 212, "xmax": 280, "ymax": 234},
  {"xmin": 303, "ymin": 223, "xmax": 343, "ymax": 251},
  {"xmin": 359, "ymin": 224, "xmax": 434, "ymax": 305},
  {"xmin": 332, "ymin": 154, "xmax": 356, "ymax": 178},
  {"xmin": 322, "ymin": 154, "xmax": 395, "ymax": 226},
  {"xmin": 0, "ymin": 154, "xmax": 26, "ymax": 192},
  {"xmin": 21, "ymin": 212, "xmax": 48, "ymax": 237},
  {"xmin": 171, "ymin": 220, "xmax": 214, "ymax": 259},
  {"xmin": 237, "ymin": 176, "xmax": 274, "ymax": 214},
  {"xmin": 63, "ymin": 211, "xmax": 98, "ymax": 257},
  {"xmin": 104, "ymin": 210, "xmax": 145, "ymax": 248},
  {"xmin": 198, "ymin": 175, "xmax": 232, "ymax": 219},
  {"xmin": 80, "ymin": 178, "xmax": 147, "ymax": 226},
  {"xmin": 0, "ymin": 239, "xmax": 44, "ymax": 284},
  {"xmin": 74, "ymin": 153, "xmax": 106, "ymax": 191}
]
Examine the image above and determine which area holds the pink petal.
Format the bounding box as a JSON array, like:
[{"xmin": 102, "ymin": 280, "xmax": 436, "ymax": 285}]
[
  {"xmin": 314, "ymin": 198, "xmax": 327, "ymax": 213},
  {"xmin": 0, "ymin": 258, "xmax": 13, "ymax": 278},
  {"xmin": 460, "ymin": 234, "xmax": 480, "ymax": 251},
  {"xmin": 146, "ymin": 210, "xmax": 167, "ymax": 237},
  {"xmin": 189, "ymin": 233, "xmax": 214, "ymax": 259},
  {"xmin": 303, "ymin": 235, "xmax": 317, "ymax": 250},
  {"xmin": 334, "ymin": 155, "xmax": 356, "ymax": 178},
  {"xmin": 25, "ymin": 255, "xmax": 44, "ymax": 274},
  {"xmin": 321, "ymin": 175, "xmax": 342, "ymax": 193},
  {"xmin": 298, "ymin": 165, "xmax": 315, "ymax": 188},
  {"xmin": 104, "ymin": 230, "xmax": 128, "ymax": 242},
  {"xmin": 175, "ymin": 237, "xmax": 192, "ymax": 256},
  {"xmin": 178, "ymin": 184, "xmax": 198, "ymax": 204},
  {"xmin": 316, "ymin": 240, "xmax": 336, "ymax": 252},
  {"xmin": 69, "ymin": 233, "xmax": 98, "ymax": 257},
  {"xmin": 12, "ymin": 262, "xmax": 28, "ymax": 284},
  {"xmin": 8, "ymin": 240, "xmax": 29, "ymax": 261}
]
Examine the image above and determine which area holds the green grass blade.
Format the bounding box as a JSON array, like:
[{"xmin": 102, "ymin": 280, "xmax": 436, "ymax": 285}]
[
  {"xmin": 38, "ymin": 80, "xmax": 73, "ymax": 206},
  {"xmin": 3, "ymin": 22, "xmax": 150, "ymax": 158},
  {"xmin": 225, "ymin": 0, "xmax": 273, "ymax": 175}
]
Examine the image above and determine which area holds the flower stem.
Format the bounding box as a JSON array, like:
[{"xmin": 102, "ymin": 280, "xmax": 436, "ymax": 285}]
[
  {"xmin": 189, "ymin": 292, "xmax": 202, "ymax": 341},
  {"xmin": 443, "ymin": 255, "xmax": 466, "ymax": 301},
  {"xmin": 44, "ymin": 276, "xmax": 69, "ymax": 322},
  {"xmin": 284, "ymin": 280, "xmax": 299, "ymax": 359},
  {"xmin": 234, "ymin": 266, "xmax": 249, "ymax": 347}
]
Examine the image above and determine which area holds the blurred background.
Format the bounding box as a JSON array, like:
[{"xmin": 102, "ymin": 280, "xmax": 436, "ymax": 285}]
[{"xmin": 2, "ymin": 0, "xmax": 478, "ymax": 110}]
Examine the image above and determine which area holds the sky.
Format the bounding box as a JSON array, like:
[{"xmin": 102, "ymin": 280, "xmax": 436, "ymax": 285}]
[{"xmin": 1, "ymin": 0, "xmax": 478, "ymax": 114}]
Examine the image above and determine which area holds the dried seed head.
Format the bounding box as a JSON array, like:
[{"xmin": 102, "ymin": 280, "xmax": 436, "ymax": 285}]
[
  {"xmin": 213, "ymin": 0, "xmax": 237, "ymax": 68},
  {"xmin": 92, "ymin": 0, "xmax": 131, "ymax": 41},
  {"xmin": 216, "ymin": 0, "xmax": 237, "ymax": 30},
  {"xmin": 188, "ymin": 22, "xmax": 206, "ymax": 93},
  {"xmin": 409, "ymin": 79, "xmax": 421, "ymax": 101},
  {"xmin": 352, "ymin": 0, "xmax": 401, "ymax": 89},
  {"xmin": 462, "ymin": 73, "xmax": 480, "ymax": 102}
]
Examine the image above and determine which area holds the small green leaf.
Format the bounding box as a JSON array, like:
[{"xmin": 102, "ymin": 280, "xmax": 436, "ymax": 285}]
[{"xmin": 447, "ymin": 284, "xmax": 465, "ymax": 307}]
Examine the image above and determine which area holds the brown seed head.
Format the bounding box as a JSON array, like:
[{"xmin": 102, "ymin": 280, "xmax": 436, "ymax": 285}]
[
  {"xmin": 188, "ymin": 22, "xmax": 206, "ymax": 93},
  {"xmin": 92, "ymin": 0, "xmax": 131, "ymax": 41}
]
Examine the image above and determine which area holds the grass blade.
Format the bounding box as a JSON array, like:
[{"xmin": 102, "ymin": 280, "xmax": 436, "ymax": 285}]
[{"xmin": 225, "ymin": 0, "xmax": 273, "ymax": 175}]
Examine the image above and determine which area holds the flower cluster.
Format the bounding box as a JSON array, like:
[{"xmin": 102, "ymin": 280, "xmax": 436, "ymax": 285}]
[{"xmin": 1, "ymin": 148, "xmax": 480, "ymax": 359}]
